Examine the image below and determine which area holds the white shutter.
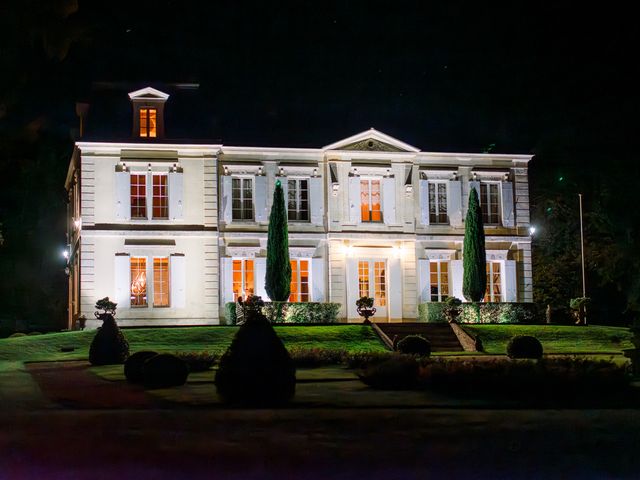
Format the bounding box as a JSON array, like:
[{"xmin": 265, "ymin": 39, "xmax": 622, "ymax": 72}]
[
  {"xmin": 388, "ymin": 257, "xmax": 402, "ymax": 320},
  {"xmin": 168, "ymin": 171, "xmax": 184, "ymax": 220},
  {"xmin": 114, "ymin": 254, "xmax": 130, "ymax": 309},
  {"xmin": 221, "ymin": 257, "xmax": 234, "ymax": 303},
  {"xmin": 170, "ymin": 254, "xmax": 186, "ymax": 308},
  {"xmin": 504, "ymin": 260, "xmax": 517, "ymax": 302},
  {"xmin": 221, "ymin": 176, "xmax": 232, "ymax": 224},
  {"xmin": 114, "ymin": 171, "xmax": 131, "ymax": 221},
  {"xmin": 348, "ymin": 176, "xmax": 360, "ymax": 224},
  {"xmin": 254, "ymin": 175, "xmax": 268, "ymax": 222},
  {"xmin": 382, "ymin": 177, "xmax": 396, "ymax": 225},
  {"xmin": 450, "ymin": 259, "xmax": 464, "ymax": 300},
  {"xmin": 448, "ymin": 180, "xmax": 463, "ymax": 227},
  {"xmin": 419, "ymin": 179, "xmax": 429, "ymax": 225},
  {"xmin": 346, "ymin": 257, "xmax": 359, "ymax": 319},
  {"xmin": 501, "ymin": 181, "xmax": 515, "ymax": 227},
  {"xmin": 309, "ymin": 177, "xmax": 324, "ymax": 225},
  {"xmin": 418, "ymin": 259, "xmax": 430, "ymax": 302},
  {"xmin": 311, "ymin": 257, "xmax": 325, "ymax": 302},
  {"xmin": 254, "ymin": 257, "xmax": 267, "ymax": 299}
]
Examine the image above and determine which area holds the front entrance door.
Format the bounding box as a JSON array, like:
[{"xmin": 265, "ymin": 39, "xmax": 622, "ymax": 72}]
[{"xmin": 357, "ymin": 259, "xmax": 388, "ymax": 319}]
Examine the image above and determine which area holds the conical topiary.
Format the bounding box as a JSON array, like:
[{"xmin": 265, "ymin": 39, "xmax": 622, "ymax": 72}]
[
  {"xmin": 265, "ymin": 180, "xmax": 291, "ymax": 302},
  {"xmin": 215, "ymin": 296, "xmax": 296, "ymax": 405},
  {"xmin": 463, "ymin": 187, "xmax": 486, "ymax": 302},
  {"xmin": 88, "ymin": 314, "xmax": 130, "ymax": 365}
]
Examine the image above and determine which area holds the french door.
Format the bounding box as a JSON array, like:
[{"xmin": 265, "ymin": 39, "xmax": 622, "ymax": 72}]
[{"xmin": 357, "ymin": 259, "xmax": 388, "ymax": 318}]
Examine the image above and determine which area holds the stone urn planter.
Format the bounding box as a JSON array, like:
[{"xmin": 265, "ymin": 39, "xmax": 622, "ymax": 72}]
[{"xmin": 356, "ymin": 296, "xmax": 376, "ymax": 324}]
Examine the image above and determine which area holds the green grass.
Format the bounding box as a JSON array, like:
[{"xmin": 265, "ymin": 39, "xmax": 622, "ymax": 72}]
[
  {"xmin": 0, "ymin": 325, "xmax": 387, "ymax": 362},
  {"xmin": 462, "ymin": 324, "xmax": 634, "ymax": 354}
]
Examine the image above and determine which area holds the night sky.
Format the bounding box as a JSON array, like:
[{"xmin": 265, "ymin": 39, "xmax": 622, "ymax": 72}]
[{"xmin": 0, "ymin": 1, "xmax": 638, "ymax": 326}]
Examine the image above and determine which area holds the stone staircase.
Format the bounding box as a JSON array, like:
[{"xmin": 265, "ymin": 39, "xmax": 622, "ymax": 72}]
[{"xmin": 374, "ymin": 322, "xmax": 464, "ymax": 352}]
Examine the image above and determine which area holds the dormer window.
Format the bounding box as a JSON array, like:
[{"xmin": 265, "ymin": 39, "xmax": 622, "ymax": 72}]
[
  {"xmin": 128, "ymin": 87, "xmax": 169, "ymax": 140},
  {"xmin": 139, "ymin": 108, "xmax": 157, "ymax": 138}
]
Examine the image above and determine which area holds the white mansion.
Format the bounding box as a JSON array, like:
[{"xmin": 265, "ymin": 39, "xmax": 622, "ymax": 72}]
[{"xmin": 65, "ymin": 87, "xmax": 533, "ymax": 329}]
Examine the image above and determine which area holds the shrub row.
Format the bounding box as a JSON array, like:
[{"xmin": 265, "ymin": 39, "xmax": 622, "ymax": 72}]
[
  {"xmin": 225, "ymin": 302, "xmax": 341, "ymax": 324},
  {"xmin": 125, "ymin": 351, "xmax": 190, "ymax": 388},
  {"xmin": 418, "ymin": 302, "xmax": 540, "ymax": 324},
  {"xmin": 359, "ymin": 356, "xmax": 629, "ymax": 399}
]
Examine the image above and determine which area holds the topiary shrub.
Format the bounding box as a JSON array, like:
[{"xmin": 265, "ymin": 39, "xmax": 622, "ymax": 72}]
[
  {"xmin": 142, "ymin": 353, "xmax": 190, "ymax": 389},
  {"xmin": 507, "ymin": 335, "xmax": 543, "ymax": 359},
  {"xmin": 89, "ymin": 315, "xmax": 129, "ymax": 366},
  {"xmin": 124, "ymin": 351, "xmax": 159, "ymax": 383},
  {"xmin": 215, "ymin": 306, "xmax": 296, "ymax": 406},
  {"xmin": 396, "ymin": 335, "xmax": 431, "ymax": 356}
]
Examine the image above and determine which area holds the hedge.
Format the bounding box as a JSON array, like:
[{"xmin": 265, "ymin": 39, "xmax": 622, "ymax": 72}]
[
  {"xmin": 224, "ymin": 302, "xmax": 341, "ymax": 324},
  {"xmin": 418, "ymin": 302, "xmax": 540, "ymax": 324}
]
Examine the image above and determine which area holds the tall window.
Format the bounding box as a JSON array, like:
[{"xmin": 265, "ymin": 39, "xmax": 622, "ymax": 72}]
[
  {"xmin": 131, "ymin": 174, "xmax": 147, "ymax": 219},
  {"xmin": 232, "ymin": 178, "xmax": 254, "ymax": 221},
  {"xmin": 430, "ymin": 261, "xmax": 449, "ymax": 302},
  {"xmin": 360, "ymin": 179, "xmax": 382, "ymax": 222},
  {"xmin": 485, "ymin": 262, "xmax": 502, "ymax": 302},
  {"xmin": 153, "ymin": 257, "xmax": 169, "ymax": 307},
  {"xmin": 287, "ymin": 179, "xmax": 309, "ymax": 222},
  {"xmin": 139, "ymin": 108, "xmax": 157, "ymax": 138},
  {"xmin": 130, "ymin": 257, "xmax": 147, "ymax": 307},
  {"xmin": 232, "ymin": 259, "xmax": 254, "ymax": 301},
  {"xmin": 480, "ymin": 183, "xmax": 501, "ymax": 224},
  {"xmin": 152, "ymin": 174, "xmax": 169, "ymax": 219},
  {"xmin": 429, "ymin": 182, "xmax": 448, "ymax": 224},
  {"xmin": 289, "ymin": 259, "xmax": 310, "ymax": 302},
  {"xmin": 358, "ymin": 260, "xmax": 387, "ymax": 307}
]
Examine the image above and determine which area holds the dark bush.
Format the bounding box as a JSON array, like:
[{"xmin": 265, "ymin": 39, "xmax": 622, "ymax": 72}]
[
  {"xmin": 27, "ymin": 331, "xmax": 42, "ymax": 336},
  {"xmin": 124, "ymin": 351, "xmax": 159, "ymax": 383},
  {"xmin": 89, "ymin": 314, "xmax": 130, "ymax": 366},
  {"xmin": 396, "ymin": 335, "xmax": 431, "ymax": 356},
  {"xmin": 358, "ymin": 355, "xmax": 420, "ymax": 390},
  {"xmin": 143, "ymin": 353, "xmax": 190, "ymax": 389},
  {"xmin": 174, "ymin": 352, "xmax": 217, "ymax": 372},
  {"xmin": 215, "ymin": 309, "xmax": 296, "ymax": 406},
  {"xmin": 507, "ymin": 335, "xmax": 543, "ymax": 359},
  {"xmin": 345, "ymin": 351, "xmax": 398, "ymax": 369},
  {"xmin": 9, "ymin": 332, "xmax": 26, "ymax": 338}
]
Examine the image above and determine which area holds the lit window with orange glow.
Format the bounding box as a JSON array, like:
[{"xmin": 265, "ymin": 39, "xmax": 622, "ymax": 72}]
[
  {"xmin": 289, "ymin": 259, "xmax": 309, "ymax": 302},
  {"xmin": 152, "ymin": 174, "xmax": 168, "ymax": 219},
  {"xmin": 232, "ymin": 259, "xmax": 254, "ymax": 301},
  {"xmin": 485, "ymin": 262, "xmax": 502, "ymax": 302},
  {"xmin": 153, "ymin": 257, "xmax": 169, "ymax": 307},
  {"xmin": 360, "ymin": 179, "xmax": 382, "ymax": 222},
  {"xmin": 130, "ymin": 257, "xmax": 147, "ymax": 307},
  {"xmin": 139, "ymin": 108, "xmax": 157, "ymax": 138}
]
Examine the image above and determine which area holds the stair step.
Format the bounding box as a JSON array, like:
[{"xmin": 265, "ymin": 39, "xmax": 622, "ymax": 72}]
[{"xmin": 374, "ymin": 322, "xmax": 464, "ymax": 352}]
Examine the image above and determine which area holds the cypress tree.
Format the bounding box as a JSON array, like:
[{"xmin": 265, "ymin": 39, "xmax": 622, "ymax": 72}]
[
  {"xmin": 265, "ymin": 180, "xmax": 291, "ymax": 301},
  {"xmin": 463, "ymin": 187, "xmax": 487, "ymax": 302}
]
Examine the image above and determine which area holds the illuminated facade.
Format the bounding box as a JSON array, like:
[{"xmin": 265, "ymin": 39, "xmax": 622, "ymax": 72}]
[{"xmin": 65, "ymin": 87, "xmax": 533, "ymax": 329}]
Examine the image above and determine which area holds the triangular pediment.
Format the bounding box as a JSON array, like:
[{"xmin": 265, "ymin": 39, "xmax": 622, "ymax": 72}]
[
  {"xmin": 323, "ymin": 128, "xmax": 420, "ymax": 152},
  {"xmin": 128, "ymin": 86, "xmax": 170, "ymax": 101}
]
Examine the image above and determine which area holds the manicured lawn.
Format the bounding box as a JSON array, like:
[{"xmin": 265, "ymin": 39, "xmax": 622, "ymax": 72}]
[
  {"xmin": 0, "ymin": 325, "xmax": 387, "ymax": 362},
  {"xmin": 461, "ymin": 324, "xmax": 634, "ymax": 354}
]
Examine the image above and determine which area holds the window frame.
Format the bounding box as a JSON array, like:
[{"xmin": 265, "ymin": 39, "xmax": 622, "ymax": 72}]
[
  {"xmin": 231, "ymin": 176, "xmax": 254, "ymax": 221},
  {"xmin": 130, "ymin": 255, "xmax": 172, "ymax": 308},
  {"xmin": 360, "ymin": 176, "xmax": 383, "ymax": 223},
  {"xmin": 287, "ymin": 177, "xmax": 310, "ymax": 222},
  {"xmin": 232, "ymin": 258, "xmax": 255, "ymax": 301},
  {"xmin": 479, "ymin": 181, "xmax": 501, "ymax": 225},
  {"xmin": 485, "ymin": 261, "xmax": 503, "ymax": 302},
  {"xmin": 130, "ymin": 173, "xmax": 148, "ymax": 220},
  {"xmin": 289, "ymin": 258, "xmax": 311, "ymax": 302},
  {"xmin": 152, "ymin": 256, "xmax": 170, "ymax": 307},
  {"xmin": 428, "ymin": 181, "xmax": 449, "ymax": 224},
  {"xmin": 130, "ymin": 256, "xmax": 148, "ymax": 308},
  {"xmin": 139, "ymin": 108, "xmax": 157, "ymax": 138},
  {"xmin": 429, "ymin": 260, "xmax": 450, "ymax": 302}
]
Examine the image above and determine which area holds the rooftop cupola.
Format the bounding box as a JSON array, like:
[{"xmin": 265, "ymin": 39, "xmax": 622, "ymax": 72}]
[{"xmin": 128, "ymin": 87, "xmax": 169, "ymax": 140}]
